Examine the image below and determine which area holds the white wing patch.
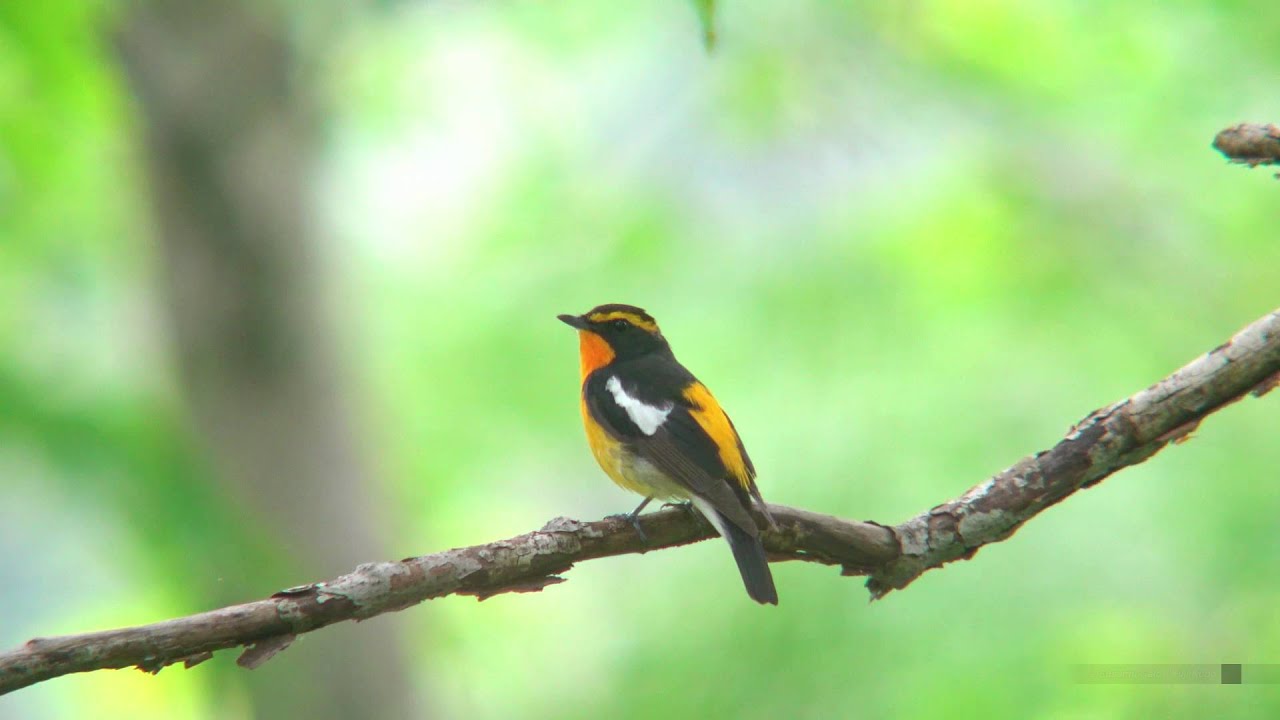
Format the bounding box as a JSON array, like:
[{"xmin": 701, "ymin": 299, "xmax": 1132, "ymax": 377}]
[{"xmin": 605, "ymin": 375, "xmax": 672, "ymax": 435}]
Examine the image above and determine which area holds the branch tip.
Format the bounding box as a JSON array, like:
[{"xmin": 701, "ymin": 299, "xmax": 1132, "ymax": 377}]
[{"xmin": 1213, "ymin": 123, "xmax": 1280, "ymax": 169}]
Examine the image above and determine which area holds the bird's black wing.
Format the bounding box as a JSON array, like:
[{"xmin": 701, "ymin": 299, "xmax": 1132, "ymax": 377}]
[
  {"xmin": 584, "ymin": 362, "xmax": 777, "ymax": 603},
  {"xmin": 583, "ymin": 364, "xmax": 759, "ymax": 536}
]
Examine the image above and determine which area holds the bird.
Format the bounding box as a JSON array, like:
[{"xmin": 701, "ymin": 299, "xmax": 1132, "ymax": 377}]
[{"xmin": 558, "ymin": 303, "xmax": 778, "ymax": 604}]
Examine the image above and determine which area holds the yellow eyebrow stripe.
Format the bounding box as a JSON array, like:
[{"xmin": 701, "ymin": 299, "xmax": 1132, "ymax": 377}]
[
  {"xmin": 682, "ymin": 382, "xmax": 751, "ymax": 488},
  {"xmin": 587, "ymin": 311, "xmax": 659, "ymax": 333}
]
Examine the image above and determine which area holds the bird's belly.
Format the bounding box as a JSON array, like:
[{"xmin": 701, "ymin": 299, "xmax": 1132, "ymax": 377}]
[{"xmin": 586, "ymin": 425, "xmax": 686, "ymax": 500}]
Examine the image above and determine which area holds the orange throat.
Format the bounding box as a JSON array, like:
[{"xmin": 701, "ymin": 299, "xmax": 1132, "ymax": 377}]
[{"xmin": 577, "ymin": 331, "xmax": 615, "ymax": 381}]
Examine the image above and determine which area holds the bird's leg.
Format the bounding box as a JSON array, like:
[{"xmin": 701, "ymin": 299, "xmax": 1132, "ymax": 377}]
[
  {"xmin": 624, "ymin": 496, "xmax": 653, "ymax": 542},
  {"xmin": 607, "ymin": 496, "xmax": 653, "ymax": 543},
  {"xmin": 627, "ymin": 496, "xmax": 654, "ymax": 521}
]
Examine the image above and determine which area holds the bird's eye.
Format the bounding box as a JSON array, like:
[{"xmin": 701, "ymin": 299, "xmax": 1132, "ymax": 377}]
[{"xmin": 611, "ymin": 319, "xmax": 630, "ymax": 331}]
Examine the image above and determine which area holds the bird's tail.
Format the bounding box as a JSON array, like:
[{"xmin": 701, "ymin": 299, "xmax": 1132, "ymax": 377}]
[{"xmin": 691, "ymin": 498, "xmax": 778, "ymax": 605}]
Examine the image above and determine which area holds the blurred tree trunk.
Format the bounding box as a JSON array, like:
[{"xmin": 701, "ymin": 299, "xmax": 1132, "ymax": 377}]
[{"xmin": 117, "ymin": 1, "xmax": 421, "ymax": 717}]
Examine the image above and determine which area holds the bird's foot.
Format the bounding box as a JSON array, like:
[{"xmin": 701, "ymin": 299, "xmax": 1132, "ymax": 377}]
[
  {"xmin": 662, "ymin": 500, "xmax": 696, "ymax": 515},
  {"xmin": 606, "ymin": 512, "xmax": 649, "ymax": 543},
  {"xmin": 608, "ymin": 496, "xmax": 655, "ymax": 543}
]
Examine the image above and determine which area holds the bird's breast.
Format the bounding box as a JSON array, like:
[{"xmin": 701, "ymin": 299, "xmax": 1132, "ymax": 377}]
[{"xmin": 580, "ymin": 395, "xmax": 686, "ymax": 500}]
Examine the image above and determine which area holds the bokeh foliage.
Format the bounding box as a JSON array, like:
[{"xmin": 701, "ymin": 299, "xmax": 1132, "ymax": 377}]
[{"xmin": 3, "ymin": 0, "xmax": 1279, "ymax": 718}]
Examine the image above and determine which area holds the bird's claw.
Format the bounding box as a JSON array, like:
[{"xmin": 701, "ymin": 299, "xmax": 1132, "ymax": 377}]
[
  {"xmin": 627, "ymin": 514, "xmax": 649, "ymax": 544},
  {"xmin": 605, "ymin": 512, "xmax": 649, "ymax": 543}
]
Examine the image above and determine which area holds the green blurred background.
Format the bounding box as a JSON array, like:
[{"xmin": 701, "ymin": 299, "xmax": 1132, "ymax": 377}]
[{"xmin": 2, "ymin": 0, "xmax": 1279, "ymax": 718}]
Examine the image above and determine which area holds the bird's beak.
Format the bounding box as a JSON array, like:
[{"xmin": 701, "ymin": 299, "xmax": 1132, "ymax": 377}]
[{"xmin": 558, "ymin": 313, "xmax": 589, "ymax": 330}]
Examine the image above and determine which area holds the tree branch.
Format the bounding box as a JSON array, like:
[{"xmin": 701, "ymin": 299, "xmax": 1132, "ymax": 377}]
[
  {"xmin": 2, "ymin": 308, "xmax": 1278, "ymax": 695},
  {"xmin": 868, "ymin": 308, "xmax": 1280, "ymax": 596}
]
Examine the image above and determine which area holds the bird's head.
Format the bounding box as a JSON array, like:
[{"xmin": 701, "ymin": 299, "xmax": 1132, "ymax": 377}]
[{"xmin": 558, "ymin": 304, "xmax": 669, "ymax": 373}]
